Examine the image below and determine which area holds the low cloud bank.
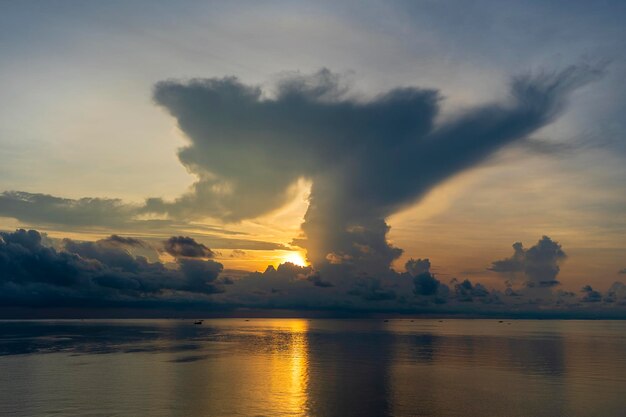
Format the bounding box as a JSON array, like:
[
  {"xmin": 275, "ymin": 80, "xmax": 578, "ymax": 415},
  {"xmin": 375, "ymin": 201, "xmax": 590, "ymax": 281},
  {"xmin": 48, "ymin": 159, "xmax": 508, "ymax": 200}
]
[
  {"xmin": 1, "ymin": 229, "xmax": 624, "ymax": 316},
  {"xmin": 0, "ymin": 229, "xmax": 224, "ymax": 308}
]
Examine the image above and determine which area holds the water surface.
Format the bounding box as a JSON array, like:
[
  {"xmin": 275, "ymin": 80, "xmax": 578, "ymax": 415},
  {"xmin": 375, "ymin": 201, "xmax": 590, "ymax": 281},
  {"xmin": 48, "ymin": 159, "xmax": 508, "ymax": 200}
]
[{"xmin": 1, "ymin": 319, "xmax": 624, "ymax": 417}]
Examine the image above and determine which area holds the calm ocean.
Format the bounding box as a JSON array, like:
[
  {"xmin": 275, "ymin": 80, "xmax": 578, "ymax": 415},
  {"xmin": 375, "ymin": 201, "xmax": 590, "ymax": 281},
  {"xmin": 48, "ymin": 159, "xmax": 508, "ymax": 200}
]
[{"xmin": 1, "ymin": 319, "xmax": 625, "ymax": 417}]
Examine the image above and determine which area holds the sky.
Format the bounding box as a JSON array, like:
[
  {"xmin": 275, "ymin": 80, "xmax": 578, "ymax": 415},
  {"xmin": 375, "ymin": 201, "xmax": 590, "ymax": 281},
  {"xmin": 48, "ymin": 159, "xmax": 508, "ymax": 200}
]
[{"xmin": 1, "ymin": 0, "xmax": 625, "ymax": 317}]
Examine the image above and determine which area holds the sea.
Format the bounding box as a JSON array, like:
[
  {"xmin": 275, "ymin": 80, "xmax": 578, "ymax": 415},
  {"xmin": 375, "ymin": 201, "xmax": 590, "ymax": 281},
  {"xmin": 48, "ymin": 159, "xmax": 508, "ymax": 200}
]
[{"xmin": 1, "ymin": 319, "xmax": 625, "ymax": 417}]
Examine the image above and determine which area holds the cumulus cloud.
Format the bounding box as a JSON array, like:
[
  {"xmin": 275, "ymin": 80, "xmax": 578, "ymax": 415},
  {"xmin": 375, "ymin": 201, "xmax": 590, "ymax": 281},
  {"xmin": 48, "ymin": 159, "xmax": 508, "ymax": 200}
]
[
  {"xmin": 413, "ymin": 273, "xmax": 440, "ymax": 296},
  {"xmin": 406, "ymin": 258, "xmax": 442, "ymax": 297},
  {"xmin": 406, "ymin": 258, "xmax": 432, "ymax": 277},
  {"xmin": 490, "ymin": 236, "xmax": 567, "ymax": 288},
  {"xmin": 604, "ymin": 282, "xmax": 626, "ymax": 304},
  {"xmin": 0, "ymin": 229, "xmax": 225, "ymax": 308},
  {"xmin": 453, "ymin": 279, "xmax": 491, "ymax": 302},
  {"xmin": 163, "ymin": 236, "xmax": 215, "ymax": 258},
  {"xmin": 0, "ymin": 229, "xmax": 83, "ymax": 288},
  {"xmin": 176, "ymin": 258, "xmax": 223, "ymax": 293},
  {"xmin": 580, "ymin": 285, "xmax": 602, "ymax": 303}
]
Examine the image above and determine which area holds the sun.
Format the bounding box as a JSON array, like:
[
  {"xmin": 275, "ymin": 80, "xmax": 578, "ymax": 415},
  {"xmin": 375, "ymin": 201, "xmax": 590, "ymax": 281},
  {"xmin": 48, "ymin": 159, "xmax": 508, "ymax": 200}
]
[{"xmin": 283, "ymin": 252, "xmax": 308, "ymax": 267}]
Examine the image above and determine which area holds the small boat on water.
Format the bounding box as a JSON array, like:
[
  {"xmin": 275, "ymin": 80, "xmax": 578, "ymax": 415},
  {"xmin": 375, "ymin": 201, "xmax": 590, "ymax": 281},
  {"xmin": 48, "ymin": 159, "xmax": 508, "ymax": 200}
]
[{"xmin": 194, "ymin": 320, "xmax": 203, "ymax": 325}]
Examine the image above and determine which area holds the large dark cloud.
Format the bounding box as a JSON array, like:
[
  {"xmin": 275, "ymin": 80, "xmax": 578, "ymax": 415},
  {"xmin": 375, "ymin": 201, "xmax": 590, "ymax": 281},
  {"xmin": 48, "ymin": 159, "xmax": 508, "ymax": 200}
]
[
  {"xmin": 0, "ymin": 67, "xmax": 600, "ymax": 283},
  {"xmin": 149, "ymin": 66, "xmax": 600, "ymax": 282},
  {"xmin": 0, "ymin": 229, "xmax": 225, "ymax": 308},
  {"xmin": 163, "ymin": 236, "xmax": 215, "ymax": 258},
  {"xmin": 406, "ymin": 258, "xmax": 442, "ymax": 297},
  {"xmin": 490, "ymin": 236, "xmax": 567, "ymax": 288},
  {"xmin": 0, "ymin": 229, "xmax": 82, "ymax": 287}
]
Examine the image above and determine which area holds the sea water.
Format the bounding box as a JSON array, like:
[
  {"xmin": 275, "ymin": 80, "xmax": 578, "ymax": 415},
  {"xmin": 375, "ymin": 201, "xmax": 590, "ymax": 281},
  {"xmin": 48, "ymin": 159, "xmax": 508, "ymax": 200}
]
[{"xmin": 1, "ymin": 319, "xmax": 625, "ymax": 417}]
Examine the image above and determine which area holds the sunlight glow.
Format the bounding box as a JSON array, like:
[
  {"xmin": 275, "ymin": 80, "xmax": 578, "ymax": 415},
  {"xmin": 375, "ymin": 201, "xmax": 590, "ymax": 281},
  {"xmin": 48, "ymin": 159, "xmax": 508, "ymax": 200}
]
[{"xmin": 283, "ymin": 252, "xmax": 308, "ymax": 267}]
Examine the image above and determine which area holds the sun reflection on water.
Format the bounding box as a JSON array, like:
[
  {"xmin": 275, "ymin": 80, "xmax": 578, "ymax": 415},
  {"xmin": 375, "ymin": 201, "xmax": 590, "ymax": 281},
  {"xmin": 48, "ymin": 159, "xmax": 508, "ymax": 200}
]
[
  {"xmin": 261, "ymin": 319, "xmax": 310, "ymax": 416},
  {"xmin": 287, "ymin": 320, "xmax": 309, "ymax": 415}
]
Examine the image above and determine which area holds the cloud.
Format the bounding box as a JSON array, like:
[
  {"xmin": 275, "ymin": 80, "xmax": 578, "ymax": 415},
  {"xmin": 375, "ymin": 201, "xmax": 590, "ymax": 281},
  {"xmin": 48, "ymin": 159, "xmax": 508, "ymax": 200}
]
[
  {"xmin": 604, "ymin": 282, "xmax": 626, "ymax": 304},
  {"xmin": 580, "ymin": 285, "xmax": 602, "ymax": 303},
  {"xmin": 1, "ymin": 228, "xmax": 625, "ymax": 316},
  {"xmin": 406, "ymin": 258, "xmax": 444, "ymax": 298},
  {"xmin": 453, "ymin": 279, "xmax": 491, "ymax": 302},
  {"xmin": 490, "ymin": 236, "xmax": 567, "ymax": 288},
  {"xmin": 413, "ymin": 273, "xmax": 440, "ymax": 296},
  {"xmin": 406, "ymin": 258, "xmax": 432, "ymax": 276},
  {"xmin": 0, "ymin": 229, "xmax": 83, "ymax": 287},
  {"xmin": 176, "ymin": 258, "xmax": 223, "ymax": 293},
  {"xmin": 0, "ymin": 191, "xmax": 287, "ymax": 250},
  {"xmin": 0, "ymin": 65, "xmax": 604, "ymax": 300},
  {"xmin": 163, "ymin": 236, "xmax": 215, "ymax": 258},
  {"xmin": 0, "ymin": 67, "xmax": 599, "ymax": 284},
  {"xmin": 100, "ymin": 234, "xmax": 146, "ymax": 247},
  {"xmin": 0, "ymin": 191, "xmax": 136, "ymax": 227},
  {"xmin": 0, "ymin": 229, "xmax": 225, "ymax": 308},
  {"xmin": 150, "ymin": 65, "xmax": 600, "ymax": 283},
  {"xmin": 347, "ymin": 278, "xmax": 397, "ymax": 301},
  {"xmin": 306, "ymin": 272, "xmax": 334, "ymax": 288}
]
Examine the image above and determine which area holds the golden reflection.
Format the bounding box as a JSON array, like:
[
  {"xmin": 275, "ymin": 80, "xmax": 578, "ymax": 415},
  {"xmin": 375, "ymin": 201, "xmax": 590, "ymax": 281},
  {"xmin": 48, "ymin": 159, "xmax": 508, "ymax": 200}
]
[
  {"xmin": 169, "ymin": 319, "xmax": 311, "ymax": 416},
  {"xmin": 287, "ymin": 320, "xmax": 309, "ymax": 415},
  {"xmin": 263, "ymin": 319, "xmax": 310, "ymax": 416}
]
